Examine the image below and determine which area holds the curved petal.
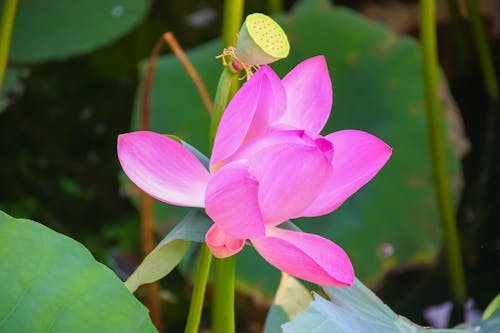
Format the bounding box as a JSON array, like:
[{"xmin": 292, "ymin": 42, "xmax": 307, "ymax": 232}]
[
  {"xmin": 251, "ymin": 227, "xmax": 354, "ymax": 286},
  {"xmin": 206, "ymin": 225, "xmax": 245, "ymax": 258},
  {"xmin": 117, "ymin": 131, "xmax": 210, "ymax": 207},
  {"xmin": 205, "ymin": 162, "xmax": 265, "ymax": 239},
  {"xmin": 247, "ymin": 132, "xmax": 334, "ymax": 225},
  {"xmin": 278, "ymin": 56, "xmax": 332, "ymax": 134},
  {"xmin": 211, "ymin": 66, "xmax": 286, "ymax": 170},
  {"xmin": 227, "ymin": 128, "xmax": 306, "ymax": 164},
  {"xmin": 303, "ymin": 130, "xmax": 392, "ymax": 216}
]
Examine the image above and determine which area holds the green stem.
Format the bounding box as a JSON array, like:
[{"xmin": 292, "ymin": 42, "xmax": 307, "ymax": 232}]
[
  {"xmin": 209, "ymin": 2, "xmax": 245, "ymax": 333},
  {"xmin": 464, "ymin": 0, "xmax": 499, "ymax": 101},
  {"xmin": 0, "ymin": 0, "xmax": 18, "ymax": 94},
  {"xmin": 268, "ymin": 0, "xmax": 284, "ymax": 15},
  {"xmin": 184, "ymin": 244, "xmax": 212, "ymax": 333},
  {"xmin": 223, "ymin": 0, "xmax": 244, "ymax": 99},
  {"xmin": 420, "ymin": 0, "xmax": 467, "ymax": 304},
  {"xmin": 222, "ymin": 0, "xmax": 244, "ymax": 48},
  {"xmin": 212, "ymin": 256, "xmax": 236, "ymax": 333}
]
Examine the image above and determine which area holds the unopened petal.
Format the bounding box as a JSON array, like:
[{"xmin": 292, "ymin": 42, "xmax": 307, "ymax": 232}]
[
  {"xmin": 278, "ymin": 56, "xmax": 332, "ymax": 134},
  {"xmin": 251, "ymin": 227, "xmax": 354, "ymax": 286},
  {"xmin": 118, "ymin": 131, "xmax": 210, "ymax": 207},
  {"xmin": 303, "ymin": 130, "xmax": 392, "ymax": 216},
  {"xmin": 205, "ymin": 162, "xmax": 265, "ymax": 239},
  {"xmin": 211, "ymin": 66, "xmax": 286, "ymax": 170},
  {"xmin": 206, "ymin": 225, "xmax": 245, "ymax": 258}
]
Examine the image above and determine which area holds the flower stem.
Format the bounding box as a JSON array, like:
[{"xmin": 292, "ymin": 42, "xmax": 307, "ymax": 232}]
[
  {"xmin": 420, "ymin": 0, "xmax": 467, "ymax": 304},
  {"xmin": 464, "ymin": 0, "xmax": 499, "ymax": 101},
  {"xmin": 184, "ymin": 243, "xmax": 212, "ymax": 333},
  {"xmin": 0, "ymin": 0, "xmax": 18, "ymax": 94},
  {"xmin": 212, "ymin": 256, "xmax": 236, "ymax": 333},
  {"xmin": 209, "ymin": 0, "xmax": 245, "ymax": 149},
  {"xmin": 222, "ymin": 0, "xmax": 244, "ymax": 48},
  {"xmin": 209, "ymin": 2, "xmax": 245, "ymax": 333}
]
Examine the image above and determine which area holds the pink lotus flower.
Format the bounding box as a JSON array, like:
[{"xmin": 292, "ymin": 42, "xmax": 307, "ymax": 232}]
[{"xmin": 118, "ymin": 56, "xmax": 392, "ymax": 286}]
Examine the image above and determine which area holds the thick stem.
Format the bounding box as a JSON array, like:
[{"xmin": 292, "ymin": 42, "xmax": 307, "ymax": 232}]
[
  {"xmin": 0, "ymin": 0, "xmax": 18, "ymax": 94},
  {"xmin": 420, "ymin": 0, "xmax": 467, "ymax": 304},
  {"xmin": 222, "ymin": 0, "xmax": 245, "ymax": 48},
  {"xmin": 184, "ymin": 244, "xmax": 213, "ymax": 333},
  {"xmin": 212, "ymin": 256, "xmax": 236, "ymax": 333},
  {"xmin": 464, "ymin": 0, "xmax": 499, "ymax": 101},
  {"xmin": 210, "ymin": 2, "xmax": 245, "ymax": 333}
]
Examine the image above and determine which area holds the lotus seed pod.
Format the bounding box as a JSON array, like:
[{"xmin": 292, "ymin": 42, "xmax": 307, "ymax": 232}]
[{"xmin": 235, "ymin": 13, "xmax": 290, "ymax": 66}]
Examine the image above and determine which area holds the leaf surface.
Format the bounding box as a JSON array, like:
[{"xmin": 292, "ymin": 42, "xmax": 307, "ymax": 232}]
[{"xmin": 0, "ymin": 210, "xmax": 157, "ymax": 333}]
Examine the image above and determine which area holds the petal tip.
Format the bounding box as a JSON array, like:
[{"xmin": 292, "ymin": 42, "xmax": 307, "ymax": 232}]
[{"xmin": 303, "ymin": 55, "xmax": 328, "ymax": 71}]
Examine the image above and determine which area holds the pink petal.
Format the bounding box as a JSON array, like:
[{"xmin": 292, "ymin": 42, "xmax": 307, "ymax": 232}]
[
  {"xmin": 303, "ymin": 130, "xmax": 392, "ymax": 216},
  {"xmin": 205, "ymin": 162, "xmax": 265, "ymax": 239},
  {"xmin": 278, "ymin": 56, "xmax": 333, "ymax": 134},
  {"xmin": 227, "ymin": 128, "xmax": 306, "ymax": 164},
  {"xmin": 251, "ymin": 227, "xmax": 354, "ymax": 286},
  {"xmin": 210, "ymin": 66, "xmax": 286, "ymax": 170},
  {"xmin": 117, "ymin": 131, "xmax": 210, "ymax": 207},
  {"xmin": 206, "ymin": 225, "xmax": 245, "ymax": 258},
  {"xmin": 247, "ymin": 132, "xmax": 334, "ymax": 225}
]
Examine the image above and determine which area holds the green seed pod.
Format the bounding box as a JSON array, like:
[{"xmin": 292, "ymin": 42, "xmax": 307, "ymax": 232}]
[{"xmin": 235, "ymin": 13, "xmax": 290, "ymax": 66}]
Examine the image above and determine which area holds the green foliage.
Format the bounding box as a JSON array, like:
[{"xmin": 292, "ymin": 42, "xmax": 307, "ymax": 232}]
[
  {"xmin": 130, "ymin": 0, "xmax": 461, "ymax": 297},
  {"xmin": 125, "ymin": 210, "xmax": 212, "ymax": 292},
  {"xmin": 0, "ymin": 210, "xmax": 157, "ymax": 333},
  {"xmin": 279, "ymin": 277, "xmax": 468, "ymax": 333},
  {"xmin": 4, "ymin": 0, "xmax": 150, "ymax": 63}
]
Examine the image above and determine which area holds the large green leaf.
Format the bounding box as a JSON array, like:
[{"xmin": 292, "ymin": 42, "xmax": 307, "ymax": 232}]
[
  {"xmin": 130, "ymin": 0, "xmax": 462, "ymax": 296},
  {"xmin": 281, "ymin": 278, "xmax": 468, "ymax": 333},
  {"xmin": 5, "ymin": 0, "xmax": 149, "ymax": 63},
  {"xmin": 0, "ymin": 210, "xmax": 157, "ymax": 333}
]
